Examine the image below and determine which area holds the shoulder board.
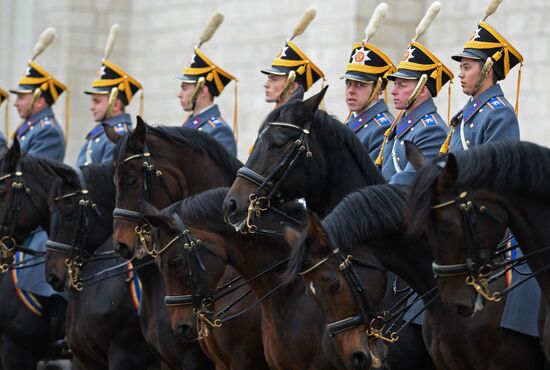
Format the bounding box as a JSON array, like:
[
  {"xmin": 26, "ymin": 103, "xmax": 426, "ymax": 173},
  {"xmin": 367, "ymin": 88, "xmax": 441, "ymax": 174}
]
[
  {"xmin": 421, "ymin": 114, "xmax": 438, "ymax": 127},
  {"xmin": 39, "ymin": 116, "xmax": 53, "ymax": 128},
  {"xmin": 373, "ymin": 113, "xmax": 391, "ymax": 126},
  {"xmin": 208, "ymin": 116, "xmax": 225, "ymax": 128},
  {"xmin": 486, "ymin": 96, "xmax": 506, "ymax": 110},
  {"xmin": 114, "ymin": 123, "xmax": 129, "ymax": 134}
]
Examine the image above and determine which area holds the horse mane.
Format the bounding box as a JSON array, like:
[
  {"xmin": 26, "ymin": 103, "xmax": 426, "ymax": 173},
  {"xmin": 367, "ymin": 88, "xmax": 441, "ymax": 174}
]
[
  {"xmin": 260, "ymin": 102, "xmax": 385, "ymax": 185},
  {"xmin": 81, "ymin": 162, "xmax": 116, "ymax": 211},
  {"xmin": 408, "ymin": 141, "xmax": 550, "ymax": 237},
  {"xmin": 114, "ymin": 125, "xmax": 243, "ymax": 180},
  {"xmin": 17, "ymin": 155, "xmax": 75, "ymax": 183},
  {"xmin": 285, "ymin": 184, "xmax": 407, "ymax": 282}
]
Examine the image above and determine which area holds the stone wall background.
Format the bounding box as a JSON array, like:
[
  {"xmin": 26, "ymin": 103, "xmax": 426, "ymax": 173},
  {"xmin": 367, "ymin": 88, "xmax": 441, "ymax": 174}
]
[{"xmin": 1, "ymin": 0, "xmax": 548, "ymax": 164}]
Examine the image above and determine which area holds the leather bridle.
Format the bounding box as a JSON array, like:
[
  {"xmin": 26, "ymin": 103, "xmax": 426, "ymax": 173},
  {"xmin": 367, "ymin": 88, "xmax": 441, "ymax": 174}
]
[{"xmin": 235, "ymin": 121, "xmax": 312, "ymax": 233}]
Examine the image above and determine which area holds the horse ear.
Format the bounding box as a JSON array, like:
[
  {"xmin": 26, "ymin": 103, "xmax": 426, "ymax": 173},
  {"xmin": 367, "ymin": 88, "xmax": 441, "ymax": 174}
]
[
  {"xmin": 283, "ymin": 224, "xmax": 305, "ymax": 249},
  {"xmin": 132, "ymin": 115, "xmax": 148, "ymax": 147},
  {"xmin": 306, "ymin": 210, "xmax": 330, "ymax": 256},
  {"xmin": 405, "ymin": 140, "xmax": 426, "ymax": 170},
  {"xmin": 1, "ymin": 138, "xmax": 21, "ymax": 172},
  {"xmin": 103, "ymin": 123, "xmax": 121, "ymax": 143},
  {"xmin": 141, "ymin": 201, "xmax": 170, "ymax": 229},
  {"xmin": 301, "ymin": 85, "xmax": 329, "ymax": 113},
  {"xmin": 436, "ymin": 154, "xmax": 458, "ymax": 192}
]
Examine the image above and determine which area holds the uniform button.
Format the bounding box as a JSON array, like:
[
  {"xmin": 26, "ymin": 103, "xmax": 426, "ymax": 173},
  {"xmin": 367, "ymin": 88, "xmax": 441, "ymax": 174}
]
[
  {"xmin": 358, "ymin": 118, "xmax": 363, "ymax": 122},
  {"xmin": 198, "ymin": 127, "xmax": 203, "ymax": 131},
  {"xmin": 407, "ymin": 120, "xmax": 412, "ymax": 123},
  {"xmin": 95, "ymin": 138, "xmax": 100, "ymax": 142},
  {"xmin": 21, "ymin": 136, "xmax": 26, "ymax": 140},
  {"xmin": 466, "ymin": 140, "xmax": 470, "ymax": 145},
  {"xmin": 397, "ymin": 157, "xmax": 401, "ymax": 162},
  {"xmin": 411, "ymin": 127, "xmax": 414, "ymax": 131},
  {"xmin": 400, "ymin": 140, "xmax": 404, "ymax": 145},
  {"xmin": 363, "ymin": 124, "xmax": 368, "ymax": 129},
  {"xmin": 479, "ymin": 108, "xmax": 483, "ymax": 113},
  {"xmin": 30, "ymin": 126, "xmax": 34, "ymax": 130},
  {"xmin": 469, "ymin": 123, "xmax": 474, "ymax": 128}
]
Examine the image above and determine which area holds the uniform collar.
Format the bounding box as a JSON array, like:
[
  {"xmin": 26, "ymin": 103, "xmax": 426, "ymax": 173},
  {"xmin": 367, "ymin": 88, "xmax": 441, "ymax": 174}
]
[
  {"xmin": 347, "ymin": 100, "xmax": 388, "ymax": 133},
  {"xmin": 17, "ymin": 106, "xmax": 55, "ymax": 137},
  {"xmin": 396, "ymin": 98, "xmax": 437, "ymax": 139},
  {"xmin": 463, "ymin": 84, "xmax": 504, "ymax": 122},
  {"xmin": 87, "ymin": 113, "xmax": 132, "ymax": 139},
  {"xmin": 184, "ymin": 104, "xmax": 221, "ymax": 128}
]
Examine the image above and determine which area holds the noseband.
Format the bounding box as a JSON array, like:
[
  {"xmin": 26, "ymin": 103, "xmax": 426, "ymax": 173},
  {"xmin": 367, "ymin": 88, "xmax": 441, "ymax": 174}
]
[
  {"xmin": 236, "ymin": 121, "xmax": 312, "ymax": 233},
  {"xmin": 45, "ymin": 170, "xmax": 102, "ymax": 291},
  {"xmin": 299, "ymin": 248, "xmax": 395, "ymax": 342},
  {"xmin": 431, "ymin": 191, "xmax": 507, "ymax": 301}
]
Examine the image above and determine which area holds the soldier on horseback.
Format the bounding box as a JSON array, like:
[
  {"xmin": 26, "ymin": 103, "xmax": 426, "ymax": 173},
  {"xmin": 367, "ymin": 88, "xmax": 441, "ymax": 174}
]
[
  {"xmin": 78, "ymin": 24, "xmax": 140, "ymax": 167},
  {"xmin": 177, "ymin": 13, "xmax": 238, "ymax": 157},
  {"xmin": 342, "ymin": 3, "xmax": 396, "ymax": 161}
]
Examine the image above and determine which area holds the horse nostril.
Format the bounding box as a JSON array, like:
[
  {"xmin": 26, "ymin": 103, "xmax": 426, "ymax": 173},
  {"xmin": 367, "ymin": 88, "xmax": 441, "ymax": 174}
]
[
  {"xmin": 223, "ymin": 198, "xmax": 237, "ymax": 218},
  {"xmin": 455, "ymin": 303, "xmax": 473, "ymax": 317},
  {"xmin": 115, "ymin": 242, "xmax": 131, "ymax": 259},
  {"xmin": 351, "ymin": 351, "xmax": 372, "ymax": 370}
]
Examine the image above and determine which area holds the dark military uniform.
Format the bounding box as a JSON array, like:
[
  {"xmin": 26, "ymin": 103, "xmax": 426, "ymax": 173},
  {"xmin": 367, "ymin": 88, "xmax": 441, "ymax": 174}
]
[
  {"xmin": 76, "ymin": 114, "xmax": 131, "ymax": 167},
  {"xmin": 346, "ymin": 101, "xmax": 394, "ymax": 162},
  {"xmin": 183, "ymin": 105, "xmax": 237, "ymax": 156},
  {"xmin": 449, "ymin": 19, "xmax": 539, "ymax": 337},
  {"xmin": 381, "ymin": 99, "xmax": 447, "ymax": 185}
]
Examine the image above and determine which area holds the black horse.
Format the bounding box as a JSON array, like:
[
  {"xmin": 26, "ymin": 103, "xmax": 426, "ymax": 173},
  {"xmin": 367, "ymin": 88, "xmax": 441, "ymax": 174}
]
[
  {"xmin": 407, "ymin": 140, "xmax": 550, "ymax": 362},
  {"xmin": 45, "ymin": 162, "xmax": 159, "ymax": 369},
  {"xmin": 285, "ymin": 184, "xmax": 548, "ymax": 369},
  {"xmin": 0, "ymin": 140, "xmax": 68, "ymax": 370}
]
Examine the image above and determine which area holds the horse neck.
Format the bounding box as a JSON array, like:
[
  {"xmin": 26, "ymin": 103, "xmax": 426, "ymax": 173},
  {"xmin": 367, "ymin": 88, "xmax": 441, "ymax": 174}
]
[
  {"xmin": 24, "ymin": 165, "xmax": 55, "ymax": 232},
  {"xmin": 150, "ymin": 137, "xmax": 236, "ymax": 199},
  {"xmin": 308, "ymin": 136, "xmax": 384, "ymax": 217},
  {"xmin": 367, "ymin": 236, "xmax": 437, "ymax": 302}
]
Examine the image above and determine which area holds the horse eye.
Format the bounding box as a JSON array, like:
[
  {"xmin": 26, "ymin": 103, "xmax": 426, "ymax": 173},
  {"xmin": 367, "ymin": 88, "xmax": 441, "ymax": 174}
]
[
  {"xmin": 168, "ymin": 257, "xmax": 186, "ymax": 270},
  {"xmin": 329, "ymin": 280, "xmax": 340, "ymax": 294},
  {"xmin": 124, "ymin": 175, "xmax": 138, "ymax": 186}
]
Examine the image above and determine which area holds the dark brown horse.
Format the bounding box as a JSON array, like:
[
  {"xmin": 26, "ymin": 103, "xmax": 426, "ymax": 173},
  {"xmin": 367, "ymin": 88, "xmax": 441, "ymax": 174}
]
[
  {"xmin": 105, "ymin": 117, "xmax": 243, "ymax": 369},
  {"xmin": 142, "ymin": 199, "xmax": 268, "ymax": 370},
  {"xmin": 142, "ymin": 187, "xmax": 343, "ymax": 370},
  {"xmin": 407, "ymin": 141, "xmax": 550, "ymax": 362},
  {"xmin": 285, "ymin": 184, "xmax": 548, "ymax": 369},
  {"xmin": 221, "ymin": 88, "xmax": 430, "ymax": 368},
  {"xmin": 0, "ymin": 140, "xmax": 67, "ymax": 369},
  {"xmin": 45, "ymin": 162, "xmax": 160, "ymax": 369}
]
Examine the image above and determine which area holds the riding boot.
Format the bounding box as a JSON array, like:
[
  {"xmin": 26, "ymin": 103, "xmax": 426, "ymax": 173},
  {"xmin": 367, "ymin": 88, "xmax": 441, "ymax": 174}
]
[{"xmin": 45, "ymin": 295, "xmax": 70, "ymax": 356}]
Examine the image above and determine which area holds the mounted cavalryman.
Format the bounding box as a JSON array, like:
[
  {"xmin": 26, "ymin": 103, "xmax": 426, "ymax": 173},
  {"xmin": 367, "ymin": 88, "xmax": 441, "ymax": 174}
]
[
  {"xmin": 342, "ymin": 2, "xmax": 396, "ymax": 161},
  {"xmin": 79, "ymin": 24, "xmax": 142, "ymax": 167}
]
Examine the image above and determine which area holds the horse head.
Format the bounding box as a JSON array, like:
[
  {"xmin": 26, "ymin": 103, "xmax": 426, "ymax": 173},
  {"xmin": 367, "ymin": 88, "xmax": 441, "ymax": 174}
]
[
  {"xmin": 285, "ymin": 210, "xmax": 388, "ymax": 370},
  {"xmin": 223, "ymin": 87, "xmax": 328, "ymax": 231}
]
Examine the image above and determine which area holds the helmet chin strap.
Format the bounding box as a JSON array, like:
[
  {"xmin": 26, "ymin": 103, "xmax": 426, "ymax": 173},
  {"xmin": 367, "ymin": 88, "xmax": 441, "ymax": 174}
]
[
  {"xmin": 190, "ymin": 76, "xmax": 206, "ymax": 112},
  {"xmin": 374, "ymin": 73, "xmax": 428, "ymax": 167},
  {"xmin": 276, "ymin": 70, "xmax": 297, "ymax": 104},
  {"xmin": 362, "ymin": 77, "xmax": 383, "ymax": 111},
  {"xmin": 471, "ymin": 57, "xmax": 494, "ymax": 98},
  {"xmin": 103, "ymin": 87, "xmax": 119, "ymax": 121},
  {"xmin": 25, "ymin": 88, "xmax": 43, "ymax": 119}
]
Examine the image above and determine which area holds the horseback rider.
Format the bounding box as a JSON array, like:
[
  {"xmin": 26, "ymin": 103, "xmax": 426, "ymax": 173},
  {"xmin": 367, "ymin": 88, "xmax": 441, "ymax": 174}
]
[
  {"xmin": 8, "ymin": 27, "xmax": 67, "ymax": 348},
  {"xmin": 78, "ymin": 24, "xmax": 140, "ymax": 167},
  {"xmin": 342, "ymin": 3, "xmax": 396, "ymax": 161},
  {"xmin": 177, "ymin": 13, "xmax": 238, "ymax": 157},
  {"xmin": 377, "ymin": 2, "xmax": 452, "ymax": 186},
  {"xmin": 0, "ymin": 87, "xmax": 8, "ymax": 148},
  {"xmin": 261, "ymin": 7, "xmax": 324, "ymax": 109},
  {"xmin": 442, "ymin": 3, "xmax": 541, "ymax": 339}
]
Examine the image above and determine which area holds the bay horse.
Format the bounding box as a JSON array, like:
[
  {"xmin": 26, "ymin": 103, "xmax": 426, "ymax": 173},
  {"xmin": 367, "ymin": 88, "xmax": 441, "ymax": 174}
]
[
  {"xmin": 221, "ymin": 87, "xmax": 429, "ymax": 367},
  {"xmin": 45, "ymin": 162, "xmax": 160, "ymax": 369},
  {"xmin": 407, "ymin": 140, "xmax": 550, "ymax": 361},
  {"xmin": 285, "ymin": 184, "xmax": 548, "ymax": 369},
  {"xmin": 142, "ymin": 187, "xmax": 344, "ymax": 370},
  {"xmin": 0, "ymin": 139, "xmax": 67, "ymax": 369},
  {"xmin": 104, "ymin": 116, "xmax": 246, "ymax": 369},
  {"xmin": 142, "ymin": 198, "xmax": 268, "ymax": 370}
]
